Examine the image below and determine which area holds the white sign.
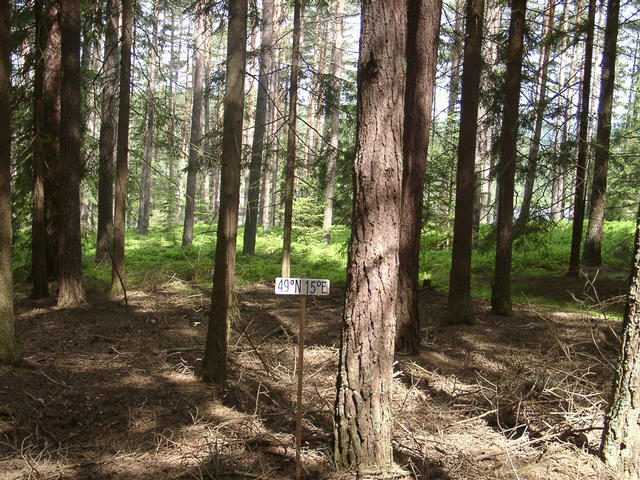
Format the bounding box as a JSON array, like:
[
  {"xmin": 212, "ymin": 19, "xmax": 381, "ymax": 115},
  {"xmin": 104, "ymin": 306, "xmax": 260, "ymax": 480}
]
[{"xmin": 275, "ymin": 277, "xmax": 330, "ymax": 296}]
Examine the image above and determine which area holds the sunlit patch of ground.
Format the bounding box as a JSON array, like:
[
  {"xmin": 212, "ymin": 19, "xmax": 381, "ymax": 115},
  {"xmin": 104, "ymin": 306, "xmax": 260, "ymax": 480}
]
[{"xmin": 0, "ymin": 282, "xmax": 621, "ymax": 479}]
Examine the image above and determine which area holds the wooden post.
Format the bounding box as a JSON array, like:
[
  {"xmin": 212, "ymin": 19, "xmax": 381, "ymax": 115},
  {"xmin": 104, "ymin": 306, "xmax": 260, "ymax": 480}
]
[
  {"xmin": 295, "ymin": 276, "xmax": 306, "ymax": 479},
  {"xmin": 274, "ymin": 275, "xmax": 330, "ymax": 478}
]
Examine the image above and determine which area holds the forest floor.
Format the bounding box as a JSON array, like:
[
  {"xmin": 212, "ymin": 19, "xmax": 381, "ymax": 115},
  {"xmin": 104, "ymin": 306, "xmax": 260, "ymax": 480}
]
[{"xmin": 0, "ymin": 270, "xmax": 629, "ymax": 479}]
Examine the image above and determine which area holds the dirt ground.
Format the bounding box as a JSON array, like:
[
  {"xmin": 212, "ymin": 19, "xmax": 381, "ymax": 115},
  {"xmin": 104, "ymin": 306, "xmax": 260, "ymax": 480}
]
[{"xmin": 0, "ymin": 273, "xmax": 627, "ymax": 479}]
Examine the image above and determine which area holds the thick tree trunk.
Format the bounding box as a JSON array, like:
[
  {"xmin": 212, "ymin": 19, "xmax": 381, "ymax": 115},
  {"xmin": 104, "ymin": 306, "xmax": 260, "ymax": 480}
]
[
  {"xmin": 516, "ymin": 0, "xmax": 555, "ymax": 230},
  {"xmin": 96, "ymin": 0, "xmax": 119, "ymax": 263},
  {"xmin": 582, "ymin": 0, "xmax": 619, "ymax": 267},
  {"xmin": 137, "ymin": 0, "xmax": 159, "ymax": 236},
  {"xmin": 600, "ymin": 196, "xmax": 640, "ymax": 479},
  {"xmin": 182, "ymin": 15, "xmax": 205, "ymax": 247},
  {"xmin": 243, "ymin": 0, "xmax": 274, "ymax": 255},
  {"xmin": 321, "ymin": 0, "xmax": 344, "ymax": 244},
  {"xmin": 110, "ymin": 0, "xmax": 133, "ymax": 297},
  {"xmin": 281, "ymin": 0, "xmax": 303, "ymax": 278},
  {"xmin": 396, "ymin": 0, "xmax": 441, "ymax": 352},
  {"xmin": 43, "ymin": 0, "xmax": 61, "ymax": 280},
  {"xmin": 446, "ymin": 0, "xmax": 484, "ymax": 325},
  {"xmin": 0, "ymin": 0, "xmax": 17, "ymax": 364},
  {"xmin": 568, "ymin": 0, "xmax": 596, "ymax": 277},
  {"xmin": 333, "ymin": 0, "xmax": 406, "ymax": 472},
  {"xmin": 57, "ymin": 0, "xmax": 85, "ymax": 308},
  {"xmin": 490, "ymin": 0, "xmax": 526, "ymax": 316},
  {"xmin": 32, "ymin": 0, "xmax": 49, "ymax": 298},
  {"xmin": 201, "ymin": 0, "xmax": 247, "ymax": 384}
]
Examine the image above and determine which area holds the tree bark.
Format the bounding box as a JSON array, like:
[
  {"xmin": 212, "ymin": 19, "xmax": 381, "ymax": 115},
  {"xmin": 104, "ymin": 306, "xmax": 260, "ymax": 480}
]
[
  {"xmin": 333, "ymin": 0, "xmax": 406, "ymax": 472},
  {"xmin": 490, "ymin": 0, "xmax": 526, "ymax": 316},
  {"xmin": 582, "ymin": 0, "xmax": 620, "ymax": 267},
  {"xmin": 243, "ymin": 0, "xmax": 274, "ymax": 254},
  {"xmin": 321, "ymin": 0, "xmax": 345, "ymax": 244},
  {"xmin": 281, "ymin": 0, "xmax": 303, "ymax": 278},
  {"xmin": 396, "ymin": 0, "xmax": 441, "ymax": 352},
  {"xmin": 201, "ymin": 0, "xmax": 247, "ymax": 384},
  {"xmin": 472, "ymin": 0, "xmax": 501, "ymax": 233},
  {"xmin": 182, "ymin": 15, "xmax": 206, "ymax": 247},
  {"xmin": 446, "ymin": 0, "xmax": 484, "ymax": 325},
  {"xmin": 96, "ymin": 0, "xmax": 119, "ymax": 263},
  {"xmin": 110, "ymin": 0, "xmax": 133, "ymax": 296},
  {"xmin": 32, "ymin": 0, "xmax": 49, "ymax": 298},
  {"xmin": 137, "ymin": 0, "xmax": 159, "ymax": 236},
  {"xmin": 56, "ymin": 0, "xmax": 85, "ymax": 308},
  {"xmin": 600, "ymin": 195, "xmax": 640, "ymax": 479},
  {"xmin": 43, "ymin": 0, "xmax": 61, "ymax": 280},
  {"xmin": 0, "ymin": 0, "xmax": 17, "ymax": 364},
  {"xmin": 516, "ymin": 0, "xmax": 556, "ymax": 230},
  {"xmin": 568, "ymin": 0, "xmax": 596, "ymax": 277}
]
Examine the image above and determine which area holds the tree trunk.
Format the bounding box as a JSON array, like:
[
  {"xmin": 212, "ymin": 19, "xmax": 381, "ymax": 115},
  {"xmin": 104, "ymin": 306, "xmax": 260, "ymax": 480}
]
[
  {"xmin": 43, "ymin": 0, "xmax": 62, "ymax": 280},
  {"xmin": 446, "ymin": 0, "xmax": 484, "ymax": 325},
  {"xmin": 395, "ymin": 0, "xmax": 441, "ymax": 353},
  {"xmin": 472, "ymin": 0, "xmax": 501, "ymax": 234},
  {"xmin": 516, "ymin": 0, "xmax": 556, "ymax": 230},
  {"xmin": 490, "ymin": 0, "xmax": 526, "ymax": 316},
  {"xmin": 600, "ymin": 195, "xmax": 640, "ymax": 479},
  {"xmin": 281, "ymin": 0, "xmax": 303, "ymax": 278},
  {"xmin": 582, "ymin": 0, "xmax": 620, "ymax": 267},
  {"xmin": 110, "ymin": 0, "xmax": 133, "ymax": 297},
  {"xmin": 568, "ymin": 0, "xmax": 596, "ymax": 277},
  {"xmin": 32, "ymin": 0, "xmax": 49, "ymax": 298},
  {"xmin": 0, "ymin": 0, "xmax": 17, "ymax": 364},
  {"xmin": 182, "ymin": 15, "xmax": 205, "ymax": 247},
  {"xmin": 243, "ymin": 0, "xmax": 274, "ymax": 254},
  {"xmin": 201, "ymin": 0, "xmax": 247, "ymax": 384},
  {"xmin": 165, "ymin": 5, "xmax": 179, "ymax": 232},
  {"xmin": 137, "ymin": 0, "xmax": 159, "ymax": 236},
  {"xmin": 56, "ymin": 0, "xmax": 85, "ymax": 308},
  {"xmin": 96, "ymin": 0, "xmax": 119, "ymax": 263},
  {"xmin": 551, "ymin": 0, "xmax": 573, "ymax": 223},
  {"xmin": 321, "ymin": 0, "xmax": 344, "ymax": 244},
  {"xmin": 333, "ymin": 0, "xmax": 406, "ymax": 472}
]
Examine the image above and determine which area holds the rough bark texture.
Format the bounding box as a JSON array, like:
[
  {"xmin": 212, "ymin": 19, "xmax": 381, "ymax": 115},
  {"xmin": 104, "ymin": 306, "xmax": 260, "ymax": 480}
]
[
  {"xmin": 281, "ymin": 0, "xmax": 302, "ymax": 278},
  {"xmin": 321, "ymin": 0, "xmax": 345, "ymax": 244},
  {"xmin": 600, "ymin": 197, "xmax": 640, "ymax": 479},
  {"xmin": 568, "ymin": 0, "xmax": 596, "ymax": 277},
  {"xmin": 96, "ymin": 0, "xmax": 119, "ymax": 263},
  {"xmin": 582, "ymin": 0, "xmax": 620, "ymax": 267},
  {"xmin": 110, "ymin": 0, "xmax": 132, "ymax": 296},
  {"xmin": 201, "ymin": 0, "xmax": 247, "ymax": 384},
  {"xmin": 137, "ymin": 0, "xmax": 159, "ymax": 236},
  {"xmin": 57, "ymin": 0, "xmax": 85, "ymax": 308},
  {"xmin": 446, "ymin": 0, "xmax": 484, "ymax": 325},
  {"xmin": 43, "ymin": 0, "xmax": 61, "ymax": 280},
  {"xmin": 333, "ymin": 1, "xmax": 406, "ymax": 472},
  {"xmin": 0, "ymin": 0, "xmax": 17, "ymax": 364},
  {"xmin": 396, "ymin": 0, "xmax": 441, "ymax": 352},
  {"xmin": 32, "ymin": 0, "xmax": 49, "ymax": 298},
  {"xmin": 243, "ymin": 0, "xmax": 274, "ymax": 255},
  {"xmin": 491, "ymin": 0, "xmax": 526, "ymax": 316},
  {"xmin": 182, "ymin": 15, "xmax": 205, "ymax": 247}
]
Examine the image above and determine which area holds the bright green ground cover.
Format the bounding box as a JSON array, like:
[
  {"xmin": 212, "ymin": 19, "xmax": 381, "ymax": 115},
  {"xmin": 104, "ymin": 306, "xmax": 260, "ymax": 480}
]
[{"xmin": 13, "ymin": 220, "xmax": 636, "ymax": 312}]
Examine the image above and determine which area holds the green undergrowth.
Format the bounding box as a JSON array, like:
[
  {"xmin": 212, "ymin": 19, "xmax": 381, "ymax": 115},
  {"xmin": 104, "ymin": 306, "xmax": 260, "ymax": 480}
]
[
  {"xmin": 13, "ymin": 219, "xmax": 635, "ymax": 316},
  {"xmin": 83, "ymin": 224, "xmax": 351, "ymax": 291}
]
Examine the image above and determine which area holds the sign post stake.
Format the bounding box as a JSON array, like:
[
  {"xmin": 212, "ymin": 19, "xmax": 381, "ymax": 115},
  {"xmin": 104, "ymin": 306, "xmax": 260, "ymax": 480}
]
[
  {"xmin": 273, "ymin": 275, "xmax": 329, "ymax": 479},
  {"xmin": 295, "ymin": 276, "xmax": 306, "ymax": 480}
]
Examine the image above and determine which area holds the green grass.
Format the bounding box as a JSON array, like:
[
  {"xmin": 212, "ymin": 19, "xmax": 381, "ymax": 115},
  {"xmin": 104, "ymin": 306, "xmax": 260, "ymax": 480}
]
[{"xmin": 15, "ymin": 219, "xmax": 636, "ymax": 315}]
